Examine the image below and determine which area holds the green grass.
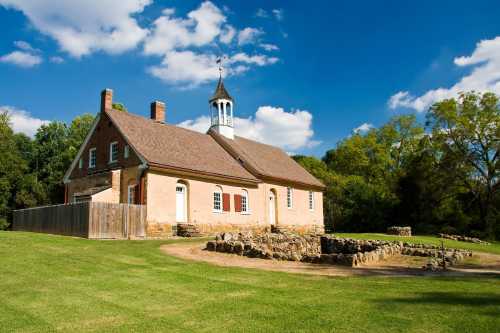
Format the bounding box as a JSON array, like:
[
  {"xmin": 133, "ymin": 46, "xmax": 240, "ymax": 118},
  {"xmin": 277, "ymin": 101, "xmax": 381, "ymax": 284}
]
[
  {"xmin": 0, "ymin": 232, "xmax": 499, "ymax": 333},
  {"xmin": 335, "ymin": 233, "xmax": 500, "ymax": 255}
]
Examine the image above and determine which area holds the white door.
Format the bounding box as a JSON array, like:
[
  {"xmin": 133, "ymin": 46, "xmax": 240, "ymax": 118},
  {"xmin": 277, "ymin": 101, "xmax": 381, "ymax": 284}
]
[
  {"xmin": 269, "ymin": 191, "xmax": 276, "ymax": 225},
  {"xmin": 176, "ymin": 184, "xmax": 186, "ymax": 222}
]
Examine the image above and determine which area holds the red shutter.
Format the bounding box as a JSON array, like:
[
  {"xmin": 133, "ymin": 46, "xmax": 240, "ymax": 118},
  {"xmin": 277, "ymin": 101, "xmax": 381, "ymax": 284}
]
[
  {"xmin": 223, "ymin": 193, "xmax": 230, "ymax": 212},
  {"xmin": 234, "ymin": 194, "xmax": 242, "ymax": 212}
]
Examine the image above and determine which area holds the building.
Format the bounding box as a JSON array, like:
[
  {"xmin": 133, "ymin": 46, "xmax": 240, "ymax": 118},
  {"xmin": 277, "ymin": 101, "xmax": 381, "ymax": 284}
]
[{"xmin": 63, "ymin": 78, "xmax": 325, "ymax": 237}]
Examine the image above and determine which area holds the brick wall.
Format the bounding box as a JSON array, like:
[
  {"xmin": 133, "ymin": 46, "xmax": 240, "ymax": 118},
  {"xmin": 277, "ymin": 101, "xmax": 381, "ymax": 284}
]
[{"xmin": 70, "ymin": 111, "xmax": 141, "ymax": 180}]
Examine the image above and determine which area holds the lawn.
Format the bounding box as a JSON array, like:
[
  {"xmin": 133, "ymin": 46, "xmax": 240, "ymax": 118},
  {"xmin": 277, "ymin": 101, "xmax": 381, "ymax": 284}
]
[{"xmin": 0, "ymin": 232, "xmax": 499, "ymax": 333}]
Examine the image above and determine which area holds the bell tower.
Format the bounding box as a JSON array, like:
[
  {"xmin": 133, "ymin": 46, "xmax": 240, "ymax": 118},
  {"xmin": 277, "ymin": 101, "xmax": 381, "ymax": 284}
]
[{"xmin": 209, "ymin": 61, "xmax": 234, "ymax": 139}]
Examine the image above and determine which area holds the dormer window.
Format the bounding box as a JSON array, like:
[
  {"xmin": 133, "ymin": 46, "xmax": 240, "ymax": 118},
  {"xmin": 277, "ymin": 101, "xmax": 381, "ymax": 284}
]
[
  {"xmin": 109, "ymin": 142, "xmax": 118, "ymax": 163},
  {"xmin": 89, "ymin": 148, "xmax": 96, "ymax": 168}
]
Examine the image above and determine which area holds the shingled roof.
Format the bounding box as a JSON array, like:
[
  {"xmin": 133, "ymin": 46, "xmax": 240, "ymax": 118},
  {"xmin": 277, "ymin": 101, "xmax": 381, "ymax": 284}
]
[
  {"xmin": 209, "ymin": 130, "xmax": 325, "ymax": 189},
  {"xmin": 105, "ymin": 108, "xmax": 258, "ymax": 183},
  {"xmin": 104, "ymin": 107, "xmax": 323, "ymax": 189},
  {"xmin": 209, "ymin": 77, "xmax": 233, "ymax": 102}
]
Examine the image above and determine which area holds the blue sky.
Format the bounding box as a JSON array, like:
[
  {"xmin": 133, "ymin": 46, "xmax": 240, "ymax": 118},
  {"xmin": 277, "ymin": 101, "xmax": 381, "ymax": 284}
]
[{"xmin": 1, "ymin": 1, "xmax": 499, "ymax": 156}]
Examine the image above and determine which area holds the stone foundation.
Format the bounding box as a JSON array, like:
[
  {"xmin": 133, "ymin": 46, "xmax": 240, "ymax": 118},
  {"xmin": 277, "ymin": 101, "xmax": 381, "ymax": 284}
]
[
  {"xmin": 207, "ymin": 233, "xmax": 472, "ymax": 268},
  {"xmin": 438, "ymin": 233, "xmax": 490, "ymax": 245},
  {"xmin": 146, "ymin": 223, "xmax": 174, "ymax": 238},
  {"xmin": 271, "ymin": 224, "xmax": 324, "ymax": 235},
  {"xmin": 387, "ymin": 226, "xmax": 412, "ymax": 237}
]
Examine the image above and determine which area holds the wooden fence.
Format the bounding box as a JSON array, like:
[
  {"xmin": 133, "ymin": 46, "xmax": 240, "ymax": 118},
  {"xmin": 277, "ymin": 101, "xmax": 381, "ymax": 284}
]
[{"xmin": 13, "ymin": 202, "xmax": 147, "ymax": 239}]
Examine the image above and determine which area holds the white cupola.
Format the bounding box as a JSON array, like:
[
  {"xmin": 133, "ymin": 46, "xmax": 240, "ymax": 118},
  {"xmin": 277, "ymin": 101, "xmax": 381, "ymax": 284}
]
[{"xmin": 209, "ymin": 75, "xmax": 234, "ymax": 139}]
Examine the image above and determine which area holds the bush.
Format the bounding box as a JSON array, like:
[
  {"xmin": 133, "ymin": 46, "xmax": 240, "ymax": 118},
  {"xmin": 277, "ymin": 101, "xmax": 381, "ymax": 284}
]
[{"xmin": 0, "ymin": 218, "xmax": 9, "ymax": 230}]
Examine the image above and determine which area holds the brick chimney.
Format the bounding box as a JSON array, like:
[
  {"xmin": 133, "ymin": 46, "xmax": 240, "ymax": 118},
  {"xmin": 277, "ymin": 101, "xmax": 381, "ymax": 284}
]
[
  {"xmin": 150, "ymin": 101, "xmax": 165, "ymax": 123},
  {"xmin": 101, "ymin": 88, "xmax": 113, "ymax": 113}
]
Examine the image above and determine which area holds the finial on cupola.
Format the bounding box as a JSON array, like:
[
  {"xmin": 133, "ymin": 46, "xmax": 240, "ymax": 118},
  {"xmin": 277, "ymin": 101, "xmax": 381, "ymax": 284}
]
[{"xmin": 209, "ymin": 56, "xmax": 234, "ymax": 139}]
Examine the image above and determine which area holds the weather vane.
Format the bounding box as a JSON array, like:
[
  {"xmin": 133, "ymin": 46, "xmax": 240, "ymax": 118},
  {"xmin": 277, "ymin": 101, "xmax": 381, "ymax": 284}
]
[{"xmin": 216, "ymin": 55, "xmax": 227, "ymax": 77}]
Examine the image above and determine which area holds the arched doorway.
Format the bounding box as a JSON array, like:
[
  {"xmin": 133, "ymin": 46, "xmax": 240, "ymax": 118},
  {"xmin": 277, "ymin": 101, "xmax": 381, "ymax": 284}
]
[
  {"xmin": 176, "ymin": 182, "xmax": 188, "ymax": 223},
  {"xmin": 269, "ymin": 189, "xmax": 277, "ymax": 225}
]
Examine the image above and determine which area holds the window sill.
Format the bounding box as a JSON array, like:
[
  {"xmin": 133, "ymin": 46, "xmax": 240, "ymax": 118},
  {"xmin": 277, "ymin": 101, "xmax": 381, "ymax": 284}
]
[
  {"xmin": 108, "ymin": 160, "xmax": 118, "ymax": 165},
  {"xmin": 213, "ymin": 210, "xmax": 223, "ymax": 214},
  {"xmin": 241, "ymin": 211, "xmax": 251, "ymax": 215}
]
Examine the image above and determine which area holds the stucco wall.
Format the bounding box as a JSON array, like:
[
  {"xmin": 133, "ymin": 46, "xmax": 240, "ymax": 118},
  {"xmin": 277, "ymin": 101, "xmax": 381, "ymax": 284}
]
[{"xmin": 145, "ymin": 170, "xmax": 323, "ymax": 232}]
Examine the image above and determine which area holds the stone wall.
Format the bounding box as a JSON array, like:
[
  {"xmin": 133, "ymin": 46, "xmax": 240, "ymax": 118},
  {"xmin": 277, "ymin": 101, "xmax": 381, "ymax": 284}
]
[
  {"xmin": 439, "ymin": 233, "xmax": 490, "ymax": 245},
  {"xmin": 146, "ymin": 223, "xmax": 174, "ymax": 238},
  {"xmin": 387, "ymin": 226, "xmax": 412, "ymax": 237},
  {"xmin": 207, "ymin": 232, "xmax": 472, "ymax": 268}
]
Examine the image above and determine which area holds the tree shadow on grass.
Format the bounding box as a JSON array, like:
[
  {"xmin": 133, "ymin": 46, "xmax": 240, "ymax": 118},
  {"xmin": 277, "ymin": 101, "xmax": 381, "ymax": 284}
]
[{"xmin": 374, "ymin": 292, "xmax": 500, "ymax": 317}]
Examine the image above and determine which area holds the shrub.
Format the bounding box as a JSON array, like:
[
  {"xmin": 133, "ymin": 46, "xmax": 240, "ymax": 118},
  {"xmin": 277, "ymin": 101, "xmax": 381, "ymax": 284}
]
[{"xmin": 0, "ymin": 218, "xmax": 9, "ymax": 230}]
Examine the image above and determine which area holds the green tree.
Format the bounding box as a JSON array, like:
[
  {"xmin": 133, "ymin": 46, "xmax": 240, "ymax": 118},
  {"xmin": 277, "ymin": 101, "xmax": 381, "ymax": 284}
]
[
  {"xmin": 427, "ymin": 92, "xmax": 500, "ymax": 238},
  {"xmin": 0, "ymin": 112, "xmax": 28, "ymax": 228}
]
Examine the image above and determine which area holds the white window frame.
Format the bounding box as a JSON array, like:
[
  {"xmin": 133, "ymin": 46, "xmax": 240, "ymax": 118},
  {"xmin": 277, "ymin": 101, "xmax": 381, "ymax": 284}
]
[
  {"xmin": 308, "ymin": 191, "xmax": 314, "ymax": 211},
  {"xmin": 241, "ymin": 189, "xmax": 250, "ymax": 214},
  {"xmin": 109, "ymin": 141, "xmax": 119, "ymax": 164},
  {"xmin": 213, "ymin": 186, "xmax": 222, "ymax": 213},
  {"xmin": 287, "ymin": 187, "xmax": 293, "ymax": 209},
  {"xmin": 88, "ymin": 148, "xmax": 96, "ymax": 168},
  {"xmin": 124, "ymin": 145, "xmax": 130, "ymax": 159},
  {"xmin": 127, "ymin": 185, "xmax": 136, "ymax": 204},
  {"xmin": 78, "ymin": 158, "xmax": 83, "ymax": 169}
]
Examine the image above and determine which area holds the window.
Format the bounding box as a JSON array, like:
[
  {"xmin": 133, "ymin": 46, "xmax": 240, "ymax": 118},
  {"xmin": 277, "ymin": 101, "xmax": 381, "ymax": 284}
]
[
  {"xmin": 124, "ymin": 145, "xmax": 130, "ymax": 159},
  {"xmin": 89, "ymin": 148, "xmax": 96, "ymax": 168},
  {"xmin": 309, "ymin": 191, "xmax": 314, "ymax": 211},
  {"xmin": 287, "ymin": 187, "xmax": 293, "ymax": 209},
  {"xmin": 241, "ymin": 190, "xmax": 249, "ymax": 213},
  {"xmin": 109, "ymin": 142, "xmax": 118, "ymax": 163},
  {"xmin": 127, "ymin": 185, "xmax": 136, "ymax": 204},
  {"xmin": 213, "ymin": 186, "xmax": 222, "ymax": 212},
  {"xmin": 78, "ymin": 158, "xmax": 83, "ymax": 169}
]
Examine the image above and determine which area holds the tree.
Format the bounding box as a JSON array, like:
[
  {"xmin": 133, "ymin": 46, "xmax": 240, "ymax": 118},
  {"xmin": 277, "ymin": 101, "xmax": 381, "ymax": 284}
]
[
  {"xmin": 112, "ymin": 103, "xmax": 127, "ymax": 112},
  {"xmin": 0, "ymin": 112, "xmax": 28, "ymax": 229},
  {"xmin": 427, "ymin": 92, "xmax": 500, "ymax": 237}
]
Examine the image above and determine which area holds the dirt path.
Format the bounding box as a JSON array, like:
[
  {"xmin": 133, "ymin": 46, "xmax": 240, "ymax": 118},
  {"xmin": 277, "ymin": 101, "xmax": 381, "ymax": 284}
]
[{"xmin": 160, "ymin": 242, "xmax": 500, "ymax": 277}]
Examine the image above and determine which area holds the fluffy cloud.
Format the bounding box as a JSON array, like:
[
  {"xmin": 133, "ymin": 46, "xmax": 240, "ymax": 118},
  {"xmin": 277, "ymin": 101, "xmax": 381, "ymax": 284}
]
[
  {"xmin": 353, "ymin": 122, "xmax": 374, "ymax": 134},
  {"xmin": 0, "ymin": 0, "xmax": 150, "ymax": 58},
  {"xmin": 178, "ymin": 106, "xmax": 319, "ymax": 151},
  {"xmin": 149, "ymin": 51, "xmax": 279, "ymax": 87},
  {"xmin": 143, "ymin": 2, "xmax": 225, "ymax": 56},
  {"xmin": 237, "ymin": 27, "xmax": 264, "ymax": 45},
  {"xmin": 389, "ymin": 36, "xmax": 500, "ymax": 112},
  {"xmin": 0, "ymin": 50, "xmax": 42, "ymax": 67},
  {"xmin": 0, "ymin": 106, "xmax": 49, "ymax": 137}
]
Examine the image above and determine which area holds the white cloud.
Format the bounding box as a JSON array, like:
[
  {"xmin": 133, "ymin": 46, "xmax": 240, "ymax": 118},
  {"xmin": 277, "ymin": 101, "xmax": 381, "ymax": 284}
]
[
  {"xmin": 238, "ymin": 27, "xmax": 264, "ymax": 46},
  {"xmin": 259, "ymin": 43, "xmax": 279, "ymax": 51},
  {"xmin": 272, "ymin": 9, "xmax": 284, "ymax": 21},
  {"xmin": 0, "ymin": 50, "xmax": 42, "ymax": 67},
  {"xmin": 353, "ymin": 122, "xmax": 374, "ymax": 134},
  {"xmin": 255, "ymin": 8, "xmax": 268, "ymax": 18},
  {"xmin": 49, "ymin": 56, "xmax": 64, "ymax": 64},
  {"xmin": 178, "ymin": 106, "xmax": 319, "ymax": 151},
  {"xmin": 0, "ymin": 106, "xmax": 49, "ymax": 137},
  {"xmin": 219, "ymin": 25, "xmax": 236, "ymax": 44},
  {"xmin": 389, "ymin": 36, "xmax": 500, "ymax": 112},
  {"xmin": 0, "ymin": 0, "xmax": 151, "ymax": 58},
  {"xmin": 149, "ymin": 51, "xmax": 279, "ymax": 88},
  {"xmin": 13, "ymin": 40, "xmax": 40, "ymax": 53},
  {"xmin": 148, "ymin": 51, "xmax": 218, "ymax": 88},
  {"xmin": 144, "ymin": 1, "xmax": 225, "ymax": 56},
  {"xmin": 229, "ymin": 53, "xmax": 279, "ymax": 66}
]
